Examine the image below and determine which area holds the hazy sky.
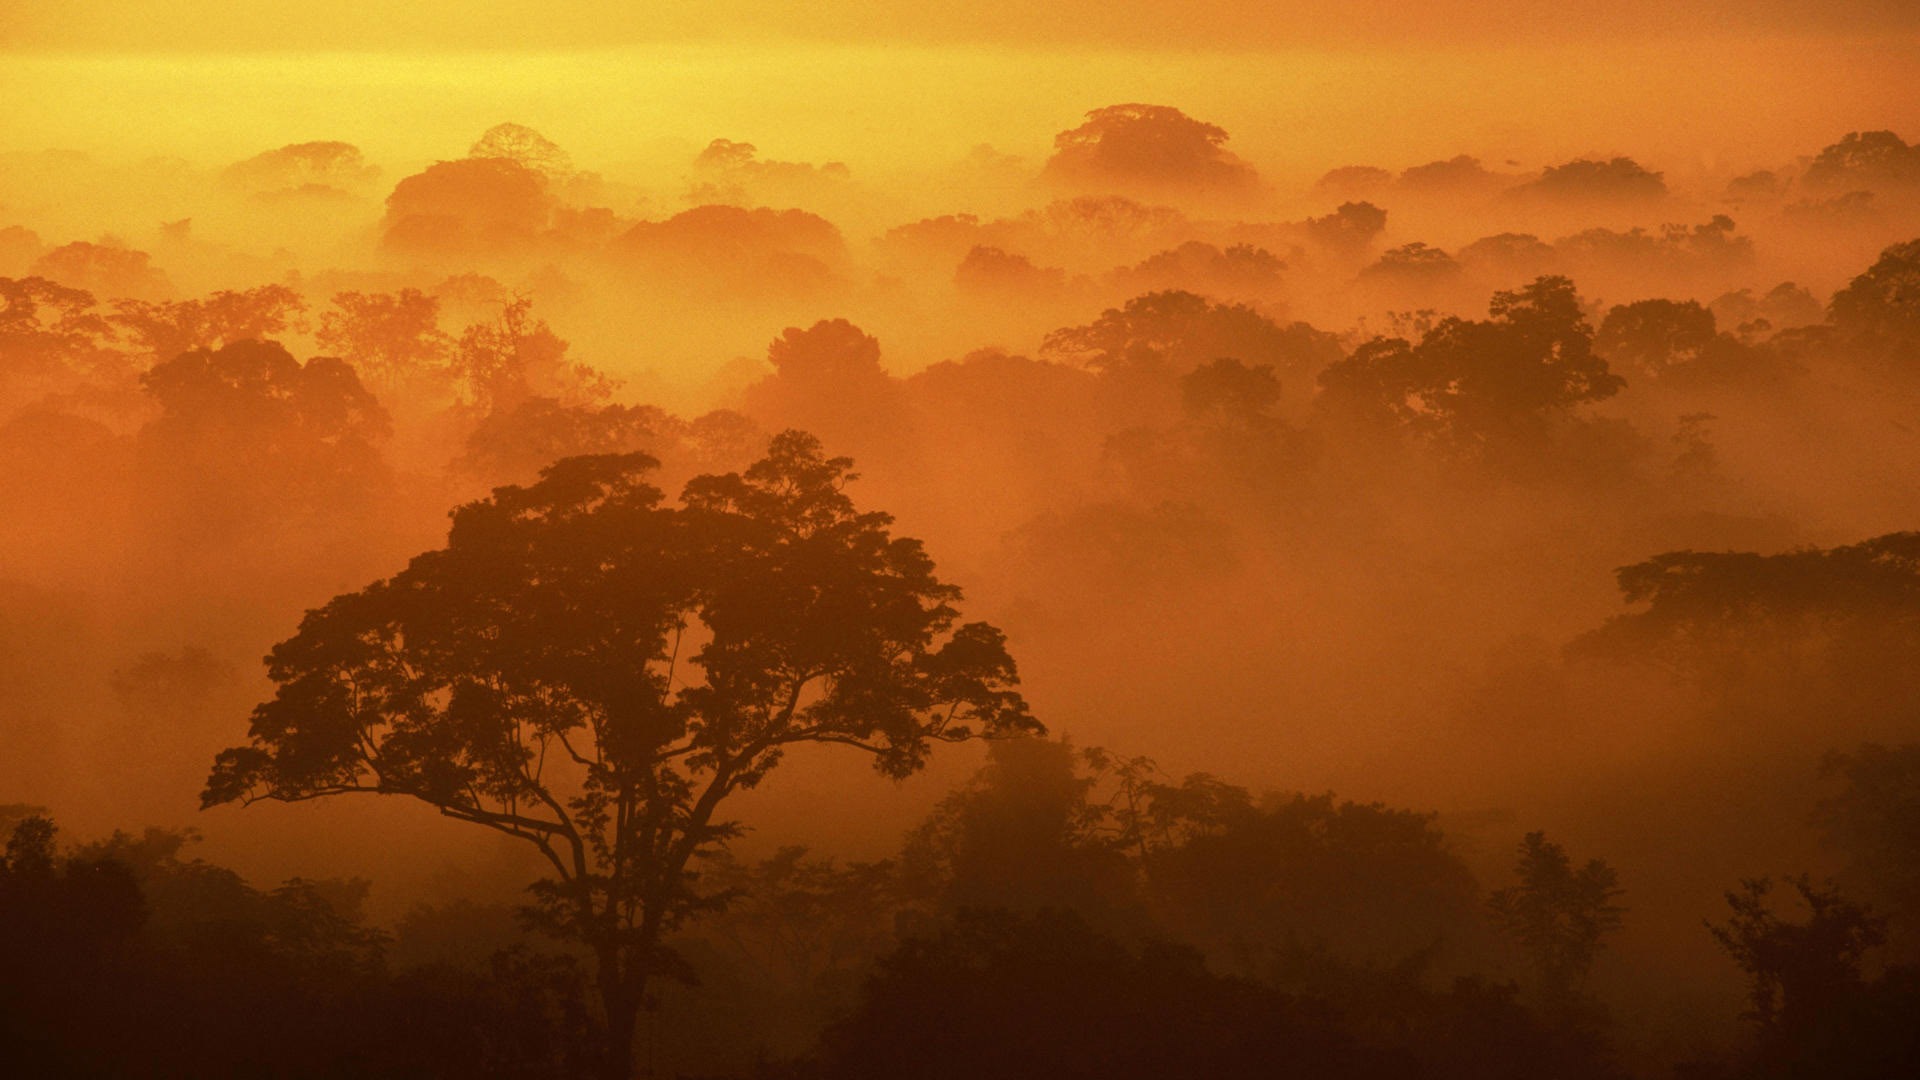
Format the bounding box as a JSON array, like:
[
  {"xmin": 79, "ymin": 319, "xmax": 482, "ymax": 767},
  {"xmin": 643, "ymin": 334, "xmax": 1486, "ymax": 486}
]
[{"xmin": 7, "ymin": 1, "xmax": 1920, "ymax": 52}]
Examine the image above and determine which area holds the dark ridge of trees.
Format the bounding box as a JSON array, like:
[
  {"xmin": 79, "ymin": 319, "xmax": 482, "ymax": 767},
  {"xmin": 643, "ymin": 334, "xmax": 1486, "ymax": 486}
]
[
  {"xmin": 1509, "ymin": 157, "xmax": 1668, "ymax": 204},
  {"xmin": 1569, "ymin": 531, "xmax": 1920, "ymax": 682}
]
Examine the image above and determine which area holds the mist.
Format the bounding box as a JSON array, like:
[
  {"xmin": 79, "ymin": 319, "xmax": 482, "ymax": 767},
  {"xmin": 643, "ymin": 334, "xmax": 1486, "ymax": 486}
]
[{"xmin": 4, "ymin": 9, "xmax": 1920, "ymax": 1079}]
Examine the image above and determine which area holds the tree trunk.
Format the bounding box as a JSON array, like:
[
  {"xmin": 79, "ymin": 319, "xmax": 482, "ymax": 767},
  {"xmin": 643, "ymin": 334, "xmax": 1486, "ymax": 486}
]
[{"xmin": 599, "ymin": 962, "xmax": 644, "ymax": 1080}]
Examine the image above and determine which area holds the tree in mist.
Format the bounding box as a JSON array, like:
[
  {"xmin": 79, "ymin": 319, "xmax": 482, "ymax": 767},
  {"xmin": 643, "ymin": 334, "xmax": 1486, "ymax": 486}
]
[
  {"xmin": 221, "ymin": 140, "xmax": 380, "ymax": 196},
  {"xmin": 469, "ymin": 123, "xmax": 574, "ymax": 180},
  {"xmin": 139, "ymin": 338, "xmax": 390, "ymax": 509},
  {"xmin": 741, "ymin": 319, "xmax": 910, "ymax": 460},
  {"xmin": 1594, "ymin": 298, "xmax": 1711, "ymax": 372},
  {"xmin": 449, "ymin": 295, "xmax": 611, "ymax": 414},
  {"xmin": 1112, "ymin": 241, "xmax": 1286, "ymax": 300},
  {"xmin": 1301, "ymin": 201, "xmax": 1389, "ymax": 255},
  {"xmin": 1816, "ymin": 744, "xmax": 1920, "ymax": 957},
  {"xmin": 111, "ymin": 283, "xmax": 306, "ymax": 361},
  {"xmin": 1146, "ymin": 790, "xmax": 1484, "ymax": 989},
  {"xmin": 1828, "ymin": 238, "xmax": 1920, "ymax": 368},
  {"xmin": 1317, "ymin": 276, "xmax": 1623, "ymax": 458},
  {"xmin": 1106, "ymin": 356, "xmax": 1314, "ymax": 503},
  {"xmin": 30, "ymin": 239, "xmax": 173, "ymax": 301},
  {"xmin": 0, "ymin": 275, "xmax": 123, "ymax": 402},
  {"xmin": 1704, "ymin": 875, "xmax": 1920, "ymax": 1076},
  {"xmin": 1569, "ymin": 532, "xmax": 1920, "ymax": 711},
  {"xmin": 383, "ymin": 157, "xmax": 556, "ymax": 254},
  {"xmin": 1041, "ymin": 104, "xmax": 1262, "ymax": 203},
  {"xmin": 902, "ymin": 738, "xmax": 1138, "ymax": 927},
  {"xmin": 1803, "ymin": 131, "xmax": 1920, "ymax": 192},
  {"xmin": 1486, "ymin": 832, "xmax": 1623, "ymax": 1010},
  {"xmin": 1042, "ymin": 289, "xmax": 1340, "ymax": 381},
  {"xmin": 1508, "ymin": 157, "xmax": 1666, "ymax": 204},
  {"xmin": 202, "ymin": 431, "xmax": 1038, "ymax": 1078},
  {"xmin": 317, "ymin": 288, "xmax": 456, "ymax": 398}
]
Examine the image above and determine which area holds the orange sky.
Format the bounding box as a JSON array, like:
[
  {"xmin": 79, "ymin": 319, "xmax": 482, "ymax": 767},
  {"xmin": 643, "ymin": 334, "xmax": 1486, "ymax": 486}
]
[{"xmin": 6, "ymin": 1, "xmax": 1920, "ymax": 52}]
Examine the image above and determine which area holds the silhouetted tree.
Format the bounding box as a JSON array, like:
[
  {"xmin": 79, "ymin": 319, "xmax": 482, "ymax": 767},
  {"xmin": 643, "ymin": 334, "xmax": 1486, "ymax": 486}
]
[
  {"xmin": 317, "ymin": 288, "xmax": 455, "ymax": 399},
  {"xmin": 1318, "ymin": 276, "xmax": 1623, "ymax": 459},
  {"xmin": 1829, "ymin": 238, "xmax": 1920, "ymax": 368},
  {"xmin": 1041, "ymin": 104, "xmax": 1261, "ymax": 203},
  {"xmin": 470, "ymin": 123, "xmax": 574, "ymax": 179},
  {"xmin": 1803, "ymin": 131, "xmax": 1920, "ymax": 192},
  {"xmin": 203, "ymin": 431, "xmax": 1038, "ymax": 1078},
  {"xmin": 1487, "ymin": 831, "xmax": 1624, "ymax": 1010},
  {"xmin": 1569, "ymin": 533, "xmax": 1920, "ymax": 714},
  {"xmin": 450, "ymin": 295, "xmax": 610, "ymax": 413},
  {"xmin": 1816, "ymin": 744, "xmax": 1920, "ymax": 958},
  {"xmin": 111, "ymin": 283, "xmax": 306, "ymax": 361},
  {"xmin": 1704, "ymin": 875, "xmax": 1920, "ymax": 1077}
]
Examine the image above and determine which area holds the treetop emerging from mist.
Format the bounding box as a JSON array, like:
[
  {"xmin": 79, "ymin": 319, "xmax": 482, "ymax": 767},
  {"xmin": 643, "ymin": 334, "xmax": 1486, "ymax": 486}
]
[{"xmin": 1043, "ymin": 104, "xmax": 1262, "ymax": 205}]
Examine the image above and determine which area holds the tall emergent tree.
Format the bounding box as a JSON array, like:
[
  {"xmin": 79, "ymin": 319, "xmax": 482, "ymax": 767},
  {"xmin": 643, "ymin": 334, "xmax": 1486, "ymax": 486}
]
[{"xmin": 203, "ymin": 431, "xmax": 1038, "ymax": 1078}]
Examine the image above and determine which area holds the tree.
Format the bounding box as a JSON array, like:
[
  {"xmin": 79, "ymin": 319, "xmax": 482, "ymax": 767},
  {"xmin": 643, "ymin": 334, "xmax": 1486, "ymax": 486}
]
[
  {"xmin": 1594, "ymin": 298, "xmax": 1717, "ymax": 376},
  {"xmin": 111, "ymin": 283, "xmax": 306, "ymax": 361},
  {"xmin": 1829, "ymin": 238, "xmax": 1920, "ymax": 367},
  {"xmin": 1511, "ymin": 157, "xmax": 1666, "ymax": 204},
  {"xmin": 0, "ymin": 275, "xmax": 123, "ymax": 404},
  {"xmin": 1317, "ymin": 276, "xmax": 1624, "ymax": 456},
  {"xmin": 469, "ymin": 123, "xmax": 574, "ymax": 179},
  {"xmin": 449, "ymin": 295, "xmax": 610, "ymax": 413},
  {"xmin": 383, "ymin": 157, "xmax": 556, "ymax": 254},
  {"xmin": 1486, "ymin": 832, "xmax": 1624, "ymax": 1009},
  {"xmin": 202, "ymin": 431, "xmax": 1038, "ymax": 1078},
  {"xmin": 1568, "ymin": 533, "xmax": 1920, "ymax": 712},
  {"xmin": 1708, "ymin": 876, "xmax": 1886, "ymax": 1054},
  {"xmin": 317, "ymin": 289, "xmax": 455, "ymax": 399},
  {"xmin": 1815, "ymin": 744, "xmax": 1920, "ymax": 958},
  {"xmin": 1041, "ymin": 104, "xmax": 1261, "ymax": 202},
  {"xmin": 1041, "ymin": 290, "xmax": 1340, "ymax": 380},
  {"xmin": 1803, "ymin": 131, "xmax": 1920, "ymax": 192},
  {"xmin": 222, "ymin": 140, "xmax": 380, "ymax": 195}
]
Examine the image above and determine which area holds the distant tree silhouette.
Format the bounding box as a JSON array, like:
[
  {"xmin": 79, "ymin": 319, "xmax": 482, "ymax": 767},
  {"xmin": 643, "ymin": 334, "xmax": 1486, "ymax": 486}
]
[
  {"xmin": 317, "ymin": 288, "xmax": 455, "ymax": 399},
  {"xmin": 1829, "ymin": 238, "xmax": 1920, "ymax": 368},
  {"xmin": 136, "ymin": 338, "xmax": 392, "ymax": 546},
  {"xmin": 1042, "ymin": 289, "xmax": 1340, "ymax": 380},
  {"xmin": 1317, "ymin": 276, "xmax": 1623, "ymax": 458},
  {"xmin": 222, "ymin": 140, "xmax": 380, "ymax": 196},
  {"xmin": 469, "ymin": 123, "xmax": 574, "ymax": 179},
  {"xmin": 203, "ymin": 431, "xmax": 1037, "ymax": 1078},
  {"xmin": 112, "ymin": 283, "xmax": 306, "ymax": 361},
  {"xmin": 0, "ymin": 275, "xmax": 122, "ymax": 403},
  {"xmin": 450, "ymin": 295, "xmax": 610, "ymax": 413},
  {"xmin": 1487, "ymin": 831, "xmax": 1624, "ymax": 1010},
  {"xmin": 1510, "ymin": 157, "xmax": 1666, "ymax": 204},
  {"xmin": 1803, "ymin": 131, "xmax": 1920, "ymax": 192},
  {"xmin": 1113, "ymin": 241, "xmax": 1285, "ymax": 300},
  {"xmin": 1569, "ymin": 533, "xmax": 1920, "ymax": 714},
  {"xmin": 901, "ymin": 738, "xmax": 1138, "ymax": 927},
  {"xmin": 1042, "ymin": 104, "xmax": 1261, "ymax": 203},
  {"xmin": 30, "ymin": 239, "xmax": 173, "ymax": 300},
  {"xmin": 383, "ymin": 157, "xmax": 556, "ymax": 254},
  {"xmin": 1816, "ymin": 744, "xmax": 1920, "ymax": 959},
  {"xmin": 1303, "ymin": 201, "xmax": 1388, "ymax": 255},
  {"xmin": 1595, "ymin": 298, "xmax": 1718, "ymax": 376}
]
